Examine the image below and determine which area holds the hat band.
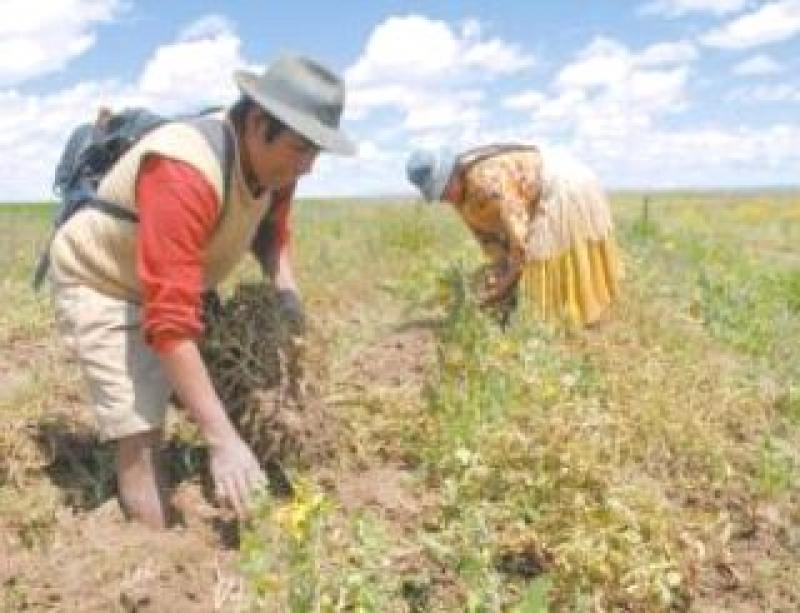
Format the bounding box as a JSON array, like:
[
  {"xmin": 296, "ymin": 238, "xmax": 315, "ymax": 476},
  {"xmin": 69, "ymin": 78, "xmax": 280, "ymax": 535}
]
[{"xmin": 259, "ymin": 76, "xmax": 342, "ymax": 128}]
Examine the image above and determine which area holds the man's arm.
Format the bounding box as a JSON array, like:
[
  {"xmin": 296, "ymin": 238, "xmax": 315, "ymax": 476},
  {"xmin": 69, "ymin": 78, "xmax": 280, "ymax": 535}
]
[
  {"xmin": 251, "ymin": 183, "xmax": 296, "ymax": 284},
  {"xmin": 272, "ymin": 238, "xmax": 298, "ymax": 293},
  {"xmin": 159, "ymin": 340, "xmax": 264, "ymax": 517},
  {"xmin": 251, "ymin": 183, "xmax": 304, "ymax": 329},
  {"xmin": 136, "ymin": 156, "xmax": 265, "ymax": 517}
]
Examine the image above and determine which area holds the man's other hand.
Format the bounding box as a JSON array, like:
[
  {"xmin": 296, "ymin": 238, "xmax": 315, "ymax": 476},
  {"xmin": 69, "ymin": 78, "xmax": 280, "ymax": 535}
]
[{"xmin": 276, "ymin": 288, "xmax": 305, "ymax": 335}]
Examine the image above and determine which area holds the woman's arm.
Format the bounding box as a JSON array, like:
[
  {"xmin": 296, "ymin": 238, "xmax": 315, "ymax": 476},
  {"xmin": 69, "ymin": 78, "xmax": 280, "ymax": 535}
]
[
  {"xmin": 466, "ymin": 158, "xmax": 536, "ymax": 306},
  {"xmin": 480, "ymin": 260, "xmax": 522, "ymax": 306}
]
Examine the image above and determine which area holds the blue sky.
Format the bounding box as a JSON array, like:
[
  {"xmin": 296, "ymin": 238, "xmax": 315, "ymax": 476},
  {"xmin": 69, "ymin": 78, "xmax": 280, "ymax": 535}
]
[{"xmin": 1, "ymin": 0, "xmax": 799, "ymax": 200}]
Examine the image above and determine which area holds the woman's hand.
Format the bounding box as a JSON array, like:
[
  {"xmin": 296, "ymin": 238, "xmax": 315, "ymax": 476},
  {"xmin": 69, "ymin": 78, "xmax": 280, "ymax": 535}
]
[{"xmin": 479, "ymin": 260, "xmax": 521, "ymax": 307}]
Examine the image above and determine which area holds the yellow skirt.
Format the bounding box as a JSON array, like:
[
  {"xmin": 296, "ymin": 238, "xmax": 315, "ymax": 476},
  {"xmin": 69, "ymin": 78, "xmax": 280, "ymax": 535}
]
[{"xmin": 516, "ymin": 236, "xmax": 620, "ymax": 328}]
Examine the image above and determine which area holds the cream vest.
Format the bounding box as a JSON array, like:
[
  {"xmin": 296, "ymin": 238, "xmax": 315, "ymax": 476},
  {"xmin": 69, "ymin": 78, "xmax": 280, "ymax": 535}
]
[{"xmin": 49, "ymin": 121, "xmax": 270, "ymax": 302}]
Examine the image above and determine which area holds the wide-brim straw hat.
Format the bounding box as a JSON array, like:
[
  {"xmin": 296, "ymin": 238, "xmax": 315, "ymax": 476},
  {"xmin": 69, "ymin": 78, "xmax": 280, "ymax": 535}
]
[{"xmin": 234, "ymin": 54, "xmax": 356, "ymax": 155}]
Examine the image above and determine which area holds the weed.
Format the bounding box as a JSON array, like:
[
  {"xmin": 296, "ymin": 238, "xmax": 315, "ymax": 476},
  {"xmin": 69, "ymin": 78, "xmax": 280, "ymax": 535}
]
[
  {"xmin": 239, "ymin": 479, "xmax": 331, "ymax": 610},
  {"xmin": 756, "ymin": 435, "xmax": 796, "ymax": 495},
  {"xmin": 2, "ymin": 195, "xmax": 799, "ymax": 612}
]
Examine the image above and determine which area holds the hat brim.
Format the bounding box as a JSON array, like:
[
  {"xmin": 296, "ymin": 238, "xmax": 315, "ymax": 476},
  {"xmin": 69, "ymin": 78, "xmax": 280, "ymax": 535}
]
[
  {"xmin": 426, "ymin": 157, "xmax": 455, "ymax": 202},
  {"xmin": 234, "ymin": 70, "xmax": 356, "ymax": 156}
]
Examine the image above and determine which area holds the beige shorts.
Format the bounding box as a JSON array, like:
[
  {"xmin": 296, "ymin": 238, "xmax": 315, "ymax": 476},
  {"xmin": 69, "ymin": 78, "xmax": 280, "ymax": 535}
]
[{"xmin": 51, "ymin": 283, "xmax": 173, "ymax": 440}]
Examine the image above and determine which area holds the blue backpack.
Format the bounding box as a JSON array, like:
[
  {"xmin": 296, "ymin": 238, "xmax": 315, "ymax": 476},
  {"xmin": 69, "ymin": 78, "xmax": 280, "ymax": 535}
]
[{"xmin": 33, "ymin": 107, "xmax": 234, "ymax": 289}]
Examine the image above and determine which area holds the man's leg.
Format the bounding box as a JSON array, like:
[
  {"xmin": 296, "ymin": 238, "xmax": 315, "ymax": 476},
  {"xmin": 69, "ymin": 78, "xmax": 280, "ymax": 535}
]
[
  {"xmin": 117, "ymin": 428, "xmax": 167, "ymax": 529},
  {"xmin": 52, "ymin": 282, "xmax": 174, "ymax": 528}
]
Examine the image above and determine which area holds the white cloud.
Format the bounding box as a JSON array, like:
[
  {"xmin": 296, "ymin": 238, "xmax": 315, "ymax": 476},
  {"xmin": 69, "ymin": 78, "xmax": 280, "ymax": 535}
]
[
  {"xmin": 502, "ymin": 90, "xmax": 547, "ymax": 111},
  {"xmin": 352, "ymin": 140, "xmax": 387, "ymax": 162},
  {"xmin": 461, "ymin": 38, "xmax": 535, "ymax": 74},
  {"xmin": 461, "ymin": 18, "xmax": 482, "ymax": 40},
  {"xmin": 137, "ymin": 15, "xmax": 246, "ymax": 113},
  {"xmin": 501, "ymin": 37, "xmax": 695, "ymax": 164},
  {"xmin": 627, "ymin": 66, "xmax": 690, "ymax": 110},
  {"xmin": 556, "ymin": 39, "xmax": 632, "ymax": 89},
  {"xmin": 344, "ymin": 14, "xmax": 533, "ymax": 144},
  {"xmin": 0, "ymin": 0, "xmax": 127, "ymax": 86},
  {"xmin": 177, "ymin": 14, "xmax": 233, "ymax": 41},
  {"xmin": 702, "ymin": 0, "xmax": 800, "ymax": 49},
  {"xmin": 345, "ymin": 14, "xmax": 533, "ymax": 86},
  {"xmin": 555, "ymin": 38, "xmax": 694, "ymax": 90},
  {"xmin": 727, "ymin": 83, "xmax": 800, "ymax": 100},
  {"xmin": 637, "ymin": 41, "xmax": 698, "ymax": 65},
  {"xmin": 0, "ymin": 80, "xmax": 123, "ymax": 200},
  {"xmin": 346, "ymin": 16, "xmax": 459, "ymax": 84},
  {"xmin": 503, "ymin": 88, "xmax": 588, "ymax": 122},
  {"xmin": 552, "ymin": 38, "xmax": 692, "ymax": 119},
  {"xmin": 305, "ymin": 140, "xmax": 410, "ymax": 197},
  {"xmin": 599, "ymin": 124, "xmax": 800, "ymax": 187},
  {"xmin": 233, "ymin": 113, "xmax": 800, "ymax": 194},
  {"xmin": 0, "ymin": 13, "xmax": 252, "ymax": 200},
  {"xmin": 404, "ymin": 92, "xmax": 484, "ymax": 131},
  {"xmin": 345, "ymin": 84, "xmax": 419, "ymax": 120},
  {"xmin": 639, "ymin": 0, "xmax": 750, "ymax": 17},
  {"xmin": 346, "ymin": 82, "xmax": 485, "ymax": 132},
  {"xmin": 732, "ymin": 53, "xmax": 784, "ymax": 74},
  {"xmin": 1, "ymin": 9, "xmax": 798, "ymax": 201}
]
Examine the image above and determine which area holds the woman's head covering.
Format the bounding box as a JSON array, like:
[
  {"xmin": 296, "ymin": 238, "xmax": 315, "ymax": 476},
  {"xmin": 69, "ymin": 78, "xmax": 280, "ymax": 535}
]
[{"xmin": 406, "ymin": 147, "xmax": 456, "ymax": 202}]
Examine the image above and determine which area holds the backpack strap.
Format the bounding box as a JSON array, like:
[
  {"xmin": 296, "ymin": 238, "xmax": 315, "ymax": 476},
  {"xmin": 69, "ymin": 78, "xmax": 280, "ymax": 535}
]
[
  {"xmin": 32, "ymin": 195, "xmax": 142, "ymax": 290},
  {"xmin": 32, "ymin": 117, "xmax": 236, "ymax": 290},
  {"xmin": 60, "ymin": 118, "xmax": 233, "ymax": 226},
  {"xmin": 185, "ymin": 116, "xmax": 235, "ymax": 205},
  {"xmin": 457, "ymin": 143, "xmax": 539, "ymax": 174}
]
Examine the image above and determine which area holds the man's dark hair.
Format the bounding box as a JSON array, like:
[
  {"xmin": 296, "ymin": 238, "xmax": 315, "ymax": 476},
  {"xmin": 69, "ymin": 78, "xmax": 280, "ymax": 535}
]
[{"xmin": 229, "ymin": 95, "xmax": 289, "ymax": 143}]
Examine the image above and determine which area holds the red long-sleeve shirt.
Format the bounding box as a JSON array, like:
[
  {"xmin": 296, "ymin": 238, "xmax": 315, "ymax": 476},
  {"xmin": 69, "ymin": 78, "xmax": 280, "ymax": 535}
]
[{"xmin": 135, "ymin": 156, "xmax": 292, "ymax": 353}]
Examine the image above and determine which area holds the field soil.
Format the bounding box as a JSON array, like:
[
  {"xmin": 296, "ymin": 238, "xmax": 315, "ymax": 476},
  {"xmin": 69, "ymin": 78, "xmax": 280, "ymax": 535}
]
[
  {"xmin": 0, "ymin": 301, "xmax": 437, "ymax": 612},
  {"xmin": 2, "ymin": 196, "xmax": 799, "ymax": 611}
]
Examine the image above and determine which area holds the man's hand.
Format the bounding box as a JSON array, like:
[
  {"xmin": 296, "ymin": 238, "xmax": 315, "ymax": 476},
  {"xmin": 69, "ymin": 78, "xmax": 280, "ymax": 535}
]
[
  {"xmin": 277, "ymin": 288, "xmax": 305, "ymax": 335},
  {"xmin": 201, "ymin": 288, "xmax": 223, "ymax": 326},
  {"xmin": 209, "ymin": 434, "xmax": 266, "ymax": 519},
  {"xmin": 158, "ymin": 340, "xmax": 266, "ymax": 518}
]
